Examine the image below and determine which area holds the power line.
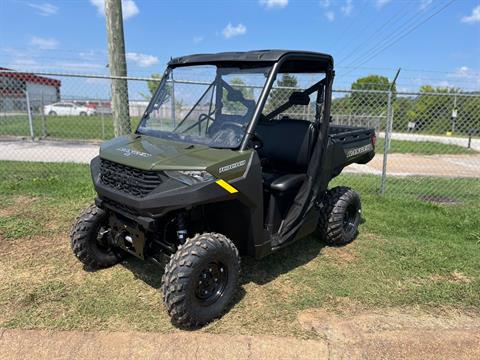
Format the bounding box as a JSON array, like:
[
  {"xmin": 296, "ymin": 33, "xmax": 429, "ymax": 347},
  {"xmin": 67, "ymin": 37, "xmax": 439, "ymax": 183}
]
[
  {"xmin": 341, "ymin": 0, "xmax": 445, "ymax": 69},
  {"xmin": 342, "ymin": 0, "xmax": 457, "ymax": 77},
  {"xmin": 330, "ymin": 3, "xmax": 370, "ymax": 57},
  {"xmin": 337, "ymin": 1, "xmax": 416, "ymax": 65}
]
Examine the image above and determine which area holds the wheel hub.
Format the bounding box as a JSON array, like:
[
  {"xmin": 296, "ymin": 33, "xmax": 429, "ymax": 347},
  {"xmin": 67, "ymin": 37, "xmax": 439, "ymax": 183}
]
[
  {"xmin": 343, "ymin": 204, "xmax": 358, "ymax": 234},
  {"xmin": 195, "ymin": 262, "xmax": 228, "ymax": 305}
]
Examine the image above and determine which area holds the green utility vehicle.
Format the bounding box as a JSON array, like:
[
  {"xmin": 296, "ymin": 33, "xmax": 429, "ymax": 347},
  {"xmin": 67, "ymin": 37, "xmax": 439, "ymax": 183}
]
[{"xmin": 71, "ymin": 50, "xmax": 376, "ymax": 327}]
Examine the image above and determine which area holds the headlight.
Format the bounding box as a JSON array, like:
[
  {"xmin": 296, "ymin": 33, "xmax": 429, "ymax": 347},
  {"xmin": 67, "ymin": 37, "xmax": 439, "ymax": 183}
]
[{"xmin": 164, "ymin": 170, "xmax": 214, "ymax": 186}]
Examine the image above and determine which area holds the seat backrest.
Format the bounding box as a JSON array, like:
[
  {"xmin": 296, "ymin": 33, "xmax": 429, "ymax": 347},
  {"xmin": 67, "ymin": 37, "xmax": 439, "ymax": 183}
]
[{"xmin": 255, "ymin": 119, "xmax": 316, "ymax": 173}]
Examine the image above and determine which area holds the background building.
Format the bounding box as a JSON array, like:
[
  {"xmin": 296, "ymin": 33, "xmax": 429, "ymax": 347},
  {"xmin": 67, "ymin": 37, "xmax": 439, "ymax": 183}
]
[{"xmin": 0, "ymin": 68, "xmax": 61, "ymax": 112}]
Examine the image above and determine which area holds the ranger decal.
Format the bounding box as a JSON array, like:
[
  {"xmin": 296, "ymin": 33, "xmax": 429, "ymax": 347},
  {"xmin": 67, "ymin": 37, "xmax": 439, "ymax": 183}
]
[
  {"xmin": 345, "ymin": 143, "xmax": 373, "ymax": 159},
  {"xmin": 218, "ymin": 160, "xmax": 246, "ymax": 174},
  {"xmin": 116, "ymin": 147, "xmax": 152, "ymax": 158}
]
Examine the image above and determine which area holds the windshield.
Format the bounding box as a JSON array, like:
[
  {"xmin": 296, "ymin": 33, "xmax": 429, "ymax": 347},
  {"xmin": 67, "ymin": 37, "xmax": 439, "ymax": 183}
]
[{"xmin": 137, "ymin": 65, "xmax": 272, "ymax": 148}]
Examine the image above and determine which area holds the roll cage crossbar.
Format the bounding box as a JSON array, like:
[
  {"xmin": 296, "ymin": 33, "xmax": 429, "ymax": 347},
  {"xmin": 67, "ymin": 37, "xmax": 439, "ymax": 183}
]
[
  {"xmin": 240, "ymin": 55, "xmax": 334, "ymax": 151},
  {"xmin": 263, "ymin": 78, "xmax": 326, "ymax": 122}
]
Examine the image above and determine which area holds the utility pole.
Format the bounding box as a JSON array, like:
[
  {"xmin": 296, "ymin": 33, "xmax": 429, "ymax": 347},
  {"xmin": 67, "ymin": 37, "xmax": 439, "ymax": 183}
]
[{"xmin": 105, "ymin": 0, "xmax": 131, "ymax": 136}]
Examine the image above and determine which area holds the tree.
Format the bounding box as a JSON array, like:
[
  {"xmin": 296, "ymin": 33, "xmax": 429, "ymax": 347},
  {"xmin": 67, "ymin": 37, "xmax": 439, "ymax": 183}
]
[
  {"xmin": 351, "ymin": 75, "xmax": 393, "ymax": 92},
  {"xmin": 147, "ymin": 73, "xmax": 162, "ymax": 96},
  {"xmin": 350, "ymin": 75, "xmax": 395, "ymax": 116},
  {"xmin": 222, "ymin": 78, "xmax": 254, "ymax": 114},
  {"xmin": 141, "ymin": 73, "xmax": 171, "ymax": 102},
  {"xmin": 264, "ymin": 74, "xmax": 299, "ymax": 115},
  {"xmin": 404, "ymin": 86, "xmax": 460, "ymax": 134}
]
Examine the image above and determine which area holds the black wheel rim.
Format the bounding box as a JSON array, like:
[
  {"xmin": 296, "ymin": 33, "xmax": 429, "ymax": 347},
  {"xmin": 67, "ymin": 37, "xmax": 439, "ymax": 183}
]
[
  {"xmin": 195, "ymin": 262, "xmax": 228, "ymax": 306},
  {"xmin": 343, "ymin": 203, "xmax": 358, "ymax": 235}
]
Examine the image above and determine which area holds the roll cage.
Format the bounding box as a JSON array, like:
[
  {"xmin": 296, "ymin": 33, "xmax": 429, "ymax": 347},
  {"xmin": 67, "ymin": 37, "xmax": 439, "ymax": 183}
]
[{"xmin": 140, "ymin": 50, "xmax": 334, "ymax": 152}]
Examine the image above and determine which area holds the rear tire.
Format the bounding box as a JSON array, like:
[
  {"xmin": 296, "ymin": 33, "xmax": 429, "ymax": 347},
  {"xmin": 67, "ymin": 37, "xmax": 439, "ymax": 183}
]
[
  {"xmin": 162, "ymin": 233, "xmax": 240, "ymax": 328},
  {"xmin": 316, "ymin": 186, "xmax": 362, "ymax": 246},
  {"xmin": 79, "ymin": 111, "xmax": 87, "ymax": 116},
  {"xmin": 70, "ymin": 204, "xmax": 124, "ymax": 269},
  {"xmin": 48, "ymin": 111, "xmax": 57, "ymax": 116}
]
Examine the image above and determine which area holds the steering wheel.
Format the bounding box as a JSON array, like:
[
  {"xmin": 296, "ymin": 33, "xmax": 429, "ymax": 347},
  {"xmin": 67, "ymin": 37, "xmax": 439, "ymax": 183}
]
[{"xmin": 199, "ymin": 112, "xmax": 214, "ymax": 124}]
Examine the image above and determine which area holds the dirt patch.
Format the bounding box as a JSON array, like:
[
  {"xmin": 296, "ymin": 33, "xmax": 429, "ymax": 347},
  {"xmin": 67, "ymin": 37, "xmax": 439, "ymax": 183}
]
[
  {"xmin": 322, "ymin": 243, "xmax": 359, "ymax": 264},
  {"xmin": 0, "ymin": 195, "xmax": 38, "ymax": 217},
  {"xmin": 0, "ymin": 234, "xmax": 66, "ymax": 258},
  {"xmin": 298, "ymin": 307, "xmax": 480, "ymax": 359},
  {"xmin": 398, "ymin": 271, "xmax": 473, "ymax": 290},
  {"xmin": 367, "ymin": 153, "xmax": 480, "ymax": 178}
]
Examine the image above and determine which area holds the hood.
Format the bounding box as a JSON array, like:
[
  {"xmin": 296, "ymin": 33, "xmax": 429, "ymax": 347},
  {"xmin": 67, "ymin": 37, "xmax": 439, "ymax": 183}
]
[{"xmin": 99, "ymin": 134, "xmax": 241, "ymax": 172}]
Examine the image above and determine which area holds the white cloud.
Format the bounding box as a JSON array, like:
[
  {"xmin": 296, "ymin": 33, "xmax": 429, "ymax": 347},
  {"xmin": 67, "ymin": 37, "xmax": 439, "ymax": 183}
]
[
  {"xmin": 90, "ymin": 0, "xmax": 139, "ymax": 20},
  {"xmin": 91, "ymin": 0, "xmax": 105, "ymax": 15},
  {"xmin": 5, "ymin": 55, "xmax": 104, "ymax": 72},
  {"xmin": 7, "ymin": 57, "xmax": 39, "ymax": 70},
  {"xmin": 435, "ymin": 80, "xmax": 452, "ymax": 88},
  {"xmin": 455, "ymin": 66, "xmax": 470, "ymax": 77},
  {"xmin": 447, "ymin": 66, "xmax": 480, "ymax": 87},
  {"xmin": 461, "ymin": 5, "xmax": 480, "ymax": 24},
  {"xmin": 126, "ymin": 52, "xmax": 159, "ymax": 67},
  {"xmin": 30, "ymin": 36, "xmax": 58, "ymax": 50},
  {"xmin": 375, "ymin": 0, "xmax": 391, "ymax": 9},
  {"xmin": 325, "ymin": 11, "xmax": 335, "ymax": 22},
  {"xmin": 121, "ymin": 0, "xmax": 139, "ymax": 19},
  {"xmin": 419, "ymin": 0, "xmax": 433, "ymax": 11},
  {"xmin": 193, "ymin": 36, "xmax": 204, "ymax": 44},
  {"xmin": 341, "ymin": 0, "xmax": 353, "ymax": 16},
  {"xmin": 320, "ymin": 0, "xmax": 330, "ymax": 8},
  {"xmin": 222, "ymin": 23, "xmax": 247, "ymax": 39},
  {"xmin": 260, "ymin": 0, "xmax": 288, "ymax": 9},
  {"xmin": 28, "ymin": 2, "xmax": 58, "ymax": 16}
]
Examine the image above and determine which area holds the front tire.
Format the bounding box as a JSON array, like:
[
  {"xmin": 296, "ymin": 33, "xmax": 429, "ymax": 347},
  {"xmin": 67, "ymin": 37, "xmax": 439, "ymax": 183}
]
[
  {"xmin": 316, "ymin": 187, "xmax": 362, "ymax": 246},
  {"xmin": 48, "ymin": 111, "xmax": 57, "ymax": 116},
  {"xmin": 70, "ymin": 204, "xmax": 124, "ymax": 269},
  {"xmin": 162, "ymin": 233, "xmax": 240, "ymax": 328}
]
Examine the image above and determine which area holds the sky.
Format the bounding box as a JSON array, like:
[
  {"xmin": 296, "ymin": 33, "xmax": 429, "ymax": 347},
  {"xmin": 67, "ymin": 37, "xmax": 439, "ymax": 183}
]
[{"xmin": 0, "ymin": 0, "xmax": 479, "ymax": 93}]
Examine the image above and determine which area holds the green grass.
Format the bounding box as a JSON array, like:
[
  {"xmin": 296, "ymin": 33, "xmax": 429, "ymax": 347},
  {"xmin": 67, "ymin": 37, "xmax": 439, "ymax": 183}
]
[
  {"xmin": 0, "ymin": 161, "xmax": 479, "ymax": 337},
  {"xmin": 0, "ymin": 115, "xmax": 141, "ymax": 140},
  {"xmin": 377, "ymin": 138, "xmax": 476, "ymax": 155}
]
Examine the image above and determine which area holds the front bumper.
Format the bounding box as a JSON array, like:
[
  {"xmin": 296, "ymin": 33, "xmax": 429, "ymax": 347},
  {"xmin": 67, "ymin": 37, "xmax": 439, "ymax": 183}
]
[{"xmin": 91, "ymin": 156, "xmax": 236, "ymax": 220}]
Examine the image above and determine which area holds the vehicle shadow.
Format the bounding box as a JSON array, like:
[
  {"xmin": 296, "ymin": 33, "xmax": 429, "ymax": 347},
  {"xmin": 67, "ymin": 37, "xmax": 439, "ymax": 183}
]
[
  {"xmin": 121, "ymin": 256, "xmax": 167, "ymax": 289},
  {"xmin": 121, "ymin": 235, "xmax": 327, "ymax": 290},
  {"xmin": 240, "ymin": 236, "xmax": 327, "ymax": 286}
]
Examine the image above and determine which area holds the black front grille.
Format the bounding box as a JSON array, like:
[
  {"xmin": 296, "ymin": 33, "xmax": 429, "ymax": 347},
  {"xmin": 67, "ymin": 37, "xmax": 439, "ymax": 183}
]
[
  {"xmin": 100, "ymin": 159, "xmax": 163, "ymax": 197},
  {"xmin": 101, "ymin": 197, "xmax": 139, "ymax": 216}
]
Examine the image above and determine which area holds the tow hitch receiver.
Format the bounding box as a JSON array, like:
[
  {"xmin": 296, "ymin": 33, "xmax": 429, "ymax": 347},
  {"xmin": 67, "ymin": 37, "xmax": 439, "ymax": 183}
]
[{"xmin": 109, "ymin": 215, "xmax": 146, "ymax": 259}]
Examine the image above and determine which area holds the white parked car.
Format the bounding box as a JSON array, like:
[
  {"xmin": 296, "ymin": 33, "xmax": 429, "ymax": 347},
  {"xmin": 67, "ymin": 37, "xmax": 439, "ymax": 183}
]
[{"xmin": 44, "ymin": 102, "xmax": 96, "ymax": 116}]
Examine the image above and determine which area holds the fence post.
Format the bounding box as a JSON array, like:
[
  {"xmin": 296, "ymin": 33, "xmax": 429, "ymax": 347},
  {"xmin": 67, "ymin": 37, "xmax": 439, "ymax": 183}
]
[
  {"xmin": 101, "ymin": 111, "xmax": 105, "ymax": 139},
  {"xmin": 380, "ymin": 90, "xmax": 393, "ymax": 195},
  {"xmin": 25, "ymin": 89, "xmax": 34, "ymax": 140},
  {"xmin": 41, "ymin": 92, "xmax": 47, "ymax": 138}
]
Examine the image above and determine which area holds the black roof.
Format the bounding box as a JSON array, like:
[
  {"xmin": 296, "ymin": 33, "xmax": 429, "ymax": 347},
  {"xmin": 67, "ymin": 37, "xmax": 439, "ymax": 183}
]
[{"xmin": 168, "ymin": 50, "xmax": 333, "ymax": 72}]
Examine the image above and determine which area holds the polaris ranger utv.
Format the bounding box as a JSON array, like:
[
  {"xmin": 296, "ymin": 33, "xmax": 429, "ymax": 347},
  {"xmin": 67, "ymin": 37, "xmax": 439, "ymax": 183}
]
[{"xmin": 71, "ymin": 50, "xmax": 375, "ymax": 327}]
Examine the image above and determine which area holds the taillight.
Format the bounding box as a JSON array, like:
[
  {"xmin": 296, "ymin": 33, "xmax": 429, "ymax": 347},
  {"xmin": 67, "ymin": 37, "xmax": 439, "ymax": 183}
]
[{"xmin": 371, "ymin": 133, "xmax": 376, "ymax": 147}]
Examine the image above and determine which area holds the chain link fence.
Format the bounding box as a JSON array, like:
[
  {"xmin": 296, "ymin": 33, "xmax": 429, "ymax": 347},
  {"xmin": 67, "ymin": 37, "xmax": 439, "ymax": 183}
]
[{"xmin": 1, "ymin": 70, "xmax": 479, "ymax": 204}]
